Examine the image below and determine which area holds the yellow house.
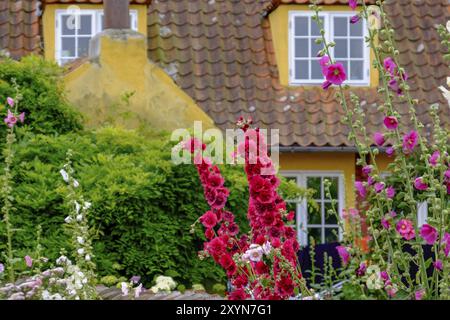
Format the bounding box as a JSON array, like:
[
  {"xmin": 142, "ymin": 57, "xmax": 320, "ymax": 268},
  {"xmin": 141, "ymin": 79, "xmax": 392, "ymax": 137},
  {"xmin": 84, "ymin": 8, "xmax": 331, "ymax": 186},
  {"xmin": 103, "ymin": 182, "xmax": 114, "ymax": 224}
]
[{"xmin": 1, "ymin": 0, "xmax": 448, "ymax": 246}]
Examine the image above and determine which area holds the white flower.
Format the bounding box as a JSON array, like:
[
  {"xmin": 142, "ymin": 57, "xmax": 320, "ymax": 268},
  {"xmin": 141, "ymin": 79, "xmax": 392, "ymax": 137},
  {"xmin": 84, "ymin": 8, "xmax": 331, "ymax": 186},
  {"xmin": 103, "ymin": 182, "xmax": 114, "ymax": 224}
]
[
  {"xmin": 56, "ymin": 255, "xmax": 68, "ymax": 265},
  {"xmin": 447, "ymin": 20, "xmax": 450, "ymax": 33},
  {"xmin": 262, "ymin": 241, "xmax": 272, "ymax": 255},
  {"xmin": 77, "ymin": 248, "xmax": 84, "ymax": 255},
  {"xmin": 73, "ymin": 179, "xmax": 79, "ymax": 188},
  {"xmin": 64, "ymin": 216, "xmax": 72, "ymax": 223},
  {"xmin": 134, "ymin": 283, "xmax": 143, "ymax": 298},
  {"xmin": 83, "ymin": 201, "xmax": 92, "ymax": 210},
  {"xmin": 42, "ymin": 290, "xmax": 50, "ymax": 300},
  {"xmin": 245, "ymin": 245, "xmax": 264, "ymax": 262},
  {"xmin": 60, "ymin": 169, "xmax": 69, "ymax": 182},
  {"xmin": 76, "ymin": 214, "xmax": 83, "ymax": 221},
  {"xmin": 121, "ymin": 282, "xmax": 129, "ymax": 296},
  {"xmin": 85, "ymin": 254, "xmax": 91, "ymax": 261},
  {"xmin": 77, "ymin": 236, "xmax": 84, "ymax": 244},
  {"xmin": 74, "ymin": 201, "xmax": 81, "ymax": 214}
]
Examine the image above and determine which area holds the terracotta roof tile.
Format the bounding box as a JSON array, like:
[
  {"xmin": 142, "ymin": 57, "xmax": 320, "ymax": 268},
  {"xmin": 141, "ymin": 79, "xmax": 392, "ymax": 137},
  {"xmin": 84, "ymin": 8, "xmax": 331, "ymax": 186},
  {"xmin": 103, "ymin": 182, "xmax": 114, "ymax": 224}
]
[{"xmin": 148, "ymin": 0, "xmax": 450, "ymax": 147}]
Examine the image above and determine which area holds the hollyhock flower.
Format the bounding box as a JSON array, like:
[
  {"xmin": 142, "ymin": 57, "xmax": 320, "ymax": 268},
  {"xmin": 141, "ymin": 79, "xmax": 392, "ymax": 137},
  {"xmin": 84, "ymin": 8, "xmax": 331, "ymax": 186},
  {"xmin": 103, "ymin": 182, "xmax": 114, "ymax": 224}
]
[
  {"xmin": 433, "ymin": 259, "xmax": 443, "ymax": 271},
  {"xmin": 355, "ymin": 181, "xmax": 367, "ymax": 198},
  {"xmin": 390, "ymin": 210, "xmax": 397, "ymax": 217},
  {"xmin": 25, "ymin": 255, "xmax": 33, "ymax": 268},
  {"xmin": 205, "ymin": 228, "xmax": 214, "ymax": 240},
  {"xmin": 322, "ymin": 80, "xmax": 332, "ymax": 90},
  {"xmin": 255, "ymin": 261, "xmax": 268, "ymax": 275},
  {"xmin": 380, "ymin": 271, "xmax": 389, "ymax": 282},
  {"xmin": 183, "ymin": 137, "xmax": 206, "ymax": 154},
  {"xmin": 362, "ymin": 165, "xmax": 372, "ymax": 176},
  {"xmin": 386, "ymin": 146, "xmax": 395, "ymax": 157},
  {"xmin": 383, "ymin": 116, "xmax": 398, "ymax": 130},
  {"xmin": 121, "ymin": 282, "xmax": 129, "ymax": 296},
  {"xmin": 443, "ymin": 233, "xmax": 450, "ymax": 257},
  {"xmin": 350, "ymin": 15, "xmax": 360, "ymax": 24},
  {"xmin": 319, "ymin": 55, "xmax": 330, "ymax": 75},
  {"xmin": 386, "ymin": 186, "xmax": 395, "ymax": 199},
  {"xmin": 207, "ymin": 174, "xmax": 224, "ymax": 188},
  {"xmin": 206, "ymin": 237, "xmax": 227, "ymax": 257},
  {"xmin": 219, "ymin": 254, "xmax": 234, "ymax": 269},
  {"xmin": 383, "ymin": 57, "xmax": 397, "ymax": 76},
  {"xmin": 4, "ymin": 109, "xmax": 18, "ymax": 128},
  {"xmin": 6, "ymin": 97, "xmax": 14, "ymax": 107},
  {"xmin": 373, "ymin": 132, "xmax": 385, "ymax": 146},
  {"xmin": 286, "ymin": 210, "xmax": 295, "ymax": 221},
  {"xmin": 200, "ymin": 211, "xmax": 218, "ymax": 229},
  {"xmin": 374, "ymin": 182, "xmax": 385, "ymax": 193},
  {"xmin": 414, "ymin": 177, "xmax": 428, "ymax": 191},
  {"xmin": 262, "ymin": 241, "xmax": 272, "ymax": 255},
  {"xmin": 246, "ymin": 245, "xmax": 264, "ymax": 262},
  {"xmin": 349, "ymin": 0, "xmax": 357, "ymax": 10},
  {"xmin": 428, "ymin": 151, "xmax": 440, "ymax": 167},
  {"xmin": 60, "ymin": 169, "xmax": 69, "ymax": 183},
  {"xmin": 134, "ymin": 283, "xmax": 143, "ymax": 298},
  {"xmin": 381, "ymin": 217, "xmax": 390, "ymax": 230},
  {"xmin": 386, "ymin": 286, "xmax": 397, "ymax": 298},
  {"xmin": 336, "ymin": 246, "xmax": 350, "ymax": 265},
  {"xmin": 419, "ymin": 224, "xmax": 438, "ymax": 245},
  {"xmin": 415, "ymin": 289, "xmax": 425, "ymax": 300},
  {"xmin": 356, "ymin": 262, "xmax": 366, "ymax": 276},
  {"xmin": 229, "ymin": 287, "xmax": 249, "ymax": 300},
  {"xmin": 402, "ymin": 130, "xmax": 418, "ymax": 154},
  {"xmin": 396, "ymin": 219, "xmax": 415, "ymax": 240},
  {"xmin": 0, "ymin": 263, "xmax": 4, "ymax": 273},
  {"xmin": 367, "ymin": 176, "xmax": 375, "ymax": 186},
  {"xmin": 130, "ymin": 276, "xmax": 141, "ymax": 284},
  {"xmin": 276, "ymin": 274, "xmax": 295, "ymax": 297},
  {"xmin": 388, "ymin": 79, "xmax": 403, "ymax": 96},
  {"xmin": 325, "ymin": 63, "xmax": 346, "ymax": 85}
]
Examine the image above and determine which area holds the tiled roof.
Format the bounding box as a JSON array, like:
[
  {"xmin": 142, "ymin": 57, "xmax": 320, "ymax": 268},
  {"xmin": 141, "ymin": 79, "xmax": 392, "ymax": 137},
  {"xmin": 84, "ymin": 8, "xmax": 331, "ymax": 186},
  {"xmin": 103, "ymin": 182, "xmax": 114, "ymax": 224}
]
[
  {"xmin": 279, "ymin": 0, "xmax": 376, "ymax": 4},
  {"xmin": 148, "ymin": 0, "xmax": 450, "ymax": 148},
  {"xmin": 43, "ymin": 0, "xmax": 152, "ymax": 4},
  {"xmin": 0, "ymin": 0, "xmax": 41, "ymax": 59}
]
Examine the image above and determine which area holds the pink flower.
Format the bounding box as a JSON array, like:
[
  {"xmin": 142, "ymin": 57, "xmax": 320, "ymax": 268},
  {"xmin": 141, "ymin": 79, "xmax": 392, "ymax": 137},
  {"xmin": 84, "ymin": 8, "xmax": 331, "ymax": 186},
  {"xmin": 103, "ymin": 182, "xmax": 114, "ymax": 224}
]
[
  {"xmin": 386, "ymin": 186, "xmax": 395, "ymax": 199},
  {"xmin": 443, "ymin": 233, "xmax": 450, "ymax": 257},
  {"xmin": 414, "ymin": 177, "xmax": 428, "ymax": 191},
  {"xmin": 386, "ymin": 146, "xmax": 395, "ymax": 157},
  {"xmin": 373, "ymin": 132, "xmax": 385, "ymax": 146},
  {"xmin": 415, "ymin": 289, "xmax": 425, "ymax": 300},
  {"xmin": 200, "ymin": 211, "xmax": 218, "ymax": 229},
  {"xmin": 381, "ymin": 217, "xmax": 390, "ymax": 230},
  {"xmin": 380, "ymin": 271, "xmax": 390, "ymax": 281},
  {"xmin": 362, "ymin": 165, "xmax": 372, "ymax": 176},
  {"xmin": 390, "ymin": 210, "xmax": 397, "ymax": 217},
  {"xmin": 4, "ymin": 109, "xmax": 17, "ymax": 128},
  {"xmin": 388, "ymin": 79, "xmax": 403, "ymax": 96},
  {"xmin": 356, "ymin": 262, "xmax": 366, "ymax": 276},
  {"xmin": 402, "ymin": 130, "xmax": 418, "ymax": 154},
  {"xmin": 383, "ymin": 57, "xmax": 397, "ymax": 76},
  {"xmin": 383, "ymin": 116, "xmax": 398, "ymax": 130},
  {"xmin": 24, "ymin": 255, "xmax": 33, "ymax": 268},
  {"xmin": 396, "ymin": 219, "xmax": 415, "ymax": 240},
  {"xmin": 322, "ymin": 80, "xmax": 332, "ymax": 90},
  {"xmin": 325, "ymin": 63, "xmax": 346, "ymax": 85},
  {"xmin": 0, "ymin": 263, "xmax": 4, "ymax": 273},
  {"xmin": 336, "ymin": 246, "xmax": 350, "ymax": 265},
  {"xmin": 374, "ymin": 182, "xmax": 385, "ymax": 193},
  {"xmin": 319, "ymin": 55, "xmax": 330, "ymax": 75},
  {"xmin": 349, "ymin": 0, "xmax": 357, "ymax": 10},
  {"xmin": 428, "ymin": 151, "xmax": 440, "ymax": 167},
  {"xmin": 354, "ymin": 181, "xmax": 367, "ymax": 198},
  {"xmin": 350, "ymin": 15, "xmax": 360, "ymax": 24},
  {"xmin": 433, "ymin": 259, "xmax": 443, "ymax": 271},
  {"xmin": 419, "ymin": 224, "xmax": 438, "ymax": 245},
  {"xmin": 6, "ymin": 97, "xmax": 14, "ymax": 107}
]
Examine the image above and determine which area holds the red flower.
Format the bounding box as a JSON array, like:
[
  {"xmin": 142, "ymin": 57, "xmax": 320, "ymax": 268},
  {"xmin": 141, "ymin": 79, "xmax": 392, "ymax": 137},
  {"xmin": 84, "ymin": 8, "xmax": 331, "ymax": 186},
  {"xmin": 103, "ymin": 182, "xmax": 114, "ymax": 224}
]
[
  {"xmin": 229, "ymin": 288, "xmax": 249, "ymax": 300},
  {"xmin": 255, "ymin": 261, "xmax": 269, "ymax": 275},
  {"xmin": 206, "ymin": 237, "xmax": 227, "ymax": 257},
  {"xmin": 232, "ymin": 274, "xmax": 248, "ymax": 288},
  {"xmin": 276, "ymin": 274, "xmax": 295, "ymax": 297},
  {"xmin": 219, "ymin": 254, "xmax": 234, "ymax": 269},
  {"xmin": 205, "ymin": 228, "xmax": 215, "ymax": 240},
  {"xmin": 207, "ymin": 173, "xmax": 224, "ymax": 188},
  {"xmin": 200, "ymin": 211, "xmax": 218, "ymax": 229}
]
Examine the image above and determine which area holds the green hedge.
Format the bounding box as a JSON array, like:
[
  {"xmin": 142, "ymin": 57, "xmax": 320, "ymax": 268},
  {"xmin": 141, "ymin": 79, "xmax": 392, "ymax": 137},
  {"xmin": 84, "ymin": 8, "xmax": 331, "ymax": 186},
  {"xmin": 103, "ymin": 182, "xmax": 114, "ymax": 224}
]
[{"xmin": 0, "ymin": 127, "xmax": 303, "ymax": 287}]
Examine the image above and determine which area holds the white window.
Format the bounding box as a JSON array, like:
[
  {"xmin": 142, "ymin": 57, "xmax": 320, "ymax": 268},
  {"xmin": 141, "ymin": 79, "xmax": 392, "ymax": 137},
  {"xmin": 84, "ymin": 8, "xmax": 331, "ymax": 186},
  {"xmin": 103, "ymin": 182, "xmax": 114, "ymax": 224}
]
[
  {"xmin": 55, "ymin": 10, "xmax": 138, "ymax": 65},
  {"xmin": 288, "ymin": 11, "xmax": 370, "ymax": 86},
  {"xmin": 282, "ymin": 172, "xmax": 345, "ymax": 246}
]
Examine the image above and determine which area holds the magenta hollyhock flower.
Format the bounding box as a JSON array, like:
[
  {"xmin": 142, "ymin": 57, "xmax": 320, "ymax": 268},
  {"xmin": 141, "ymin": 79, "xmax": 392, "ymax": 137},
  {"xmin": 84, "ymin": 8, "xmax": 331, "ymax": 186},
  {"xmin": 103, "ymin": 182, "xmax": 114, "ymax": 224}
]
[
  {"xmin": 380, "ymin": 271, "xmax": 389, "ymax": 281},
  {"xmin": 383, "ymin": 57, "xmax": 397, "ymax": 76},
  {"xmin": 373, "ymin": 132, "xmax": 385, "ymax": 146},
  {"xmin": 390, "ymin": 210, "xmax": 397, "ymax": 217},
  {"xmin": 336, "ymin": 246, "xmax": 350, "ymax": 265},
  {"xmin": 396, "ymin": 219, "xmax": 415, "ymax": 240},
  {"xmin": 130, "ymin": 276, "xmax": 141, "ymax": 284},
  {"xmin": 386, "ymin": 146, "xmax": 395, "ymax": 157},
  {"xmin": 350, "ymin": 15, "xmax": 360, "ymax": 24},
  {"xmin": 414, "ymin": 177, "xmax": 428, "ymax": 191},
  {"xmin": 322, "ymin": 80, "xmax": 332, "ymax": 90},
  {"xmin": 402, "ymin": 130, "xmax": 418, "ymax": 154},
  {"xmin": 386, "ymin": 186, "xmax": 395, "ymax": 199},
  {"xmin": 24, "ymin": 255, "xmax": 33, "ymax": 268},
  {"xmin": 433, "ymin": 260, "xmax": 443, "ymax": 271},
  {"xmin": 354, "ymin": 181, "xmax": 367, "ymax": 198},
  {"xmin": 325, "ymin": 63, "xmax": 346, "ymax": 85},
  {"xmin": 349, "ymin": 0, "xmax": 357, "ymax": 10},
  {"xmin": 381, "ymin": 216, "xmax": 390, "ymax": 230},
  {"xmin": 383, "ymin": 116, "xmax": 398, "ymax": 130},
  {"xmin": 356, "ymin": 262, "xmax": 366, "ymax": 276},
  {"xmin": 319, "ymin": 55, "xmax": 330, "ymax": 76},
  {"xmin": 419, "ymin": 224, "xmax": 438, "ymax": 245},
  {"xmin": 4, "ymin": 109, "xmax": 17, "ymax": 128},
  {"xmin": 415, "ymin": 289, "xmax": 425, "ymax": 300},
  {"xmin": 6, "ymin": 97, "xmax": 14, "ymax": 107},
  {"xmin": 362, "ymin": 165, "xmax": 372, "ymax": 176},
  {"xmin": 367, "ymin": 176, "xmax": 375, "ymax": 186},
  {"xmin": 443, "ymin": 233, "xmax": 450, "ymax": 257},
  {"xmin": 374, "ymin": 182, "xmax": 385, "ymax": 193},
  {"xmin": 428, "ymin": 151, "xmax": 440, "ymax": 167},
  {"xmin": 388, "ymin": 79, "xmax": 403, "ymax": 95}
]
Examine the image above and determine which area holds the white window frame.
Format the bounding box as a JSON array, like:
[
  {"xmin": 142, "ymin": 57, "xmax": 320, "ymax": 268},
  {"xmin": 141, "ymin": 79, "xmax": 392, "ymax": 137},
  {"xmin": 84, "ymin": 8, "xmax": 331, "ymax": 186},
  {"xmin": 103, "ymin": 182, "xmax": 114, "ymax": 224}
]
[
  {"xmin": 288, "ymin": 11, "xmax": 370, "ymax": 86},
  {"xmin": 282, "ymin": 171, "xmax": 345, "ymax": 246},
  {"xmin": 55, "ymin": 9, "xmax": 138, "ymax": 65}
]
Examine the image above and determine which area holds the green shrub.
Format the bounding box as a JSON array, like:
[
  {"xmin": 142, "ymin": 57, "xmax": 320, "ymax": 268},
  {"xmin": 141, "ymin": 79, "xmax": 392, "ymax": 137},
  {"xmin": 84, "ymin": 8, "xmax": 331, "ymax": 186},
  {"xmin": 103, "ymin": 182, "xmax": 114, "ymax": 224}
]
[
  {"xmin": 0, "ymin": 127, "xmax": 305, "ymax": 287},
  {"xmin": 211, "ymin": 283, "xmax": 226, "ymax": 296},
  {"xmin": 0, "ymin": 56, "xmax": 83, "ymax": 137}
]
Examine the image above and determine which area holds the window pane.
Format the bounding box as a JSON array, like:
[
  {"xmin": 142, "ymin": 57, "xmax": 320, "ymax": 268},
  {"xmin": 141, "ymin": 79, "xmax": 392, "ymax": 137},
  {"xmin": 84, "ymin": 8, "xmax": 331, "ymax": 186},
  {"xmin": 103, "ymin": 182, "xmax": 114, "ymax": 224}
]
[
  {"xmin": 350, "ymin": 19, "xmax": 363, "ymax": 36},
  {"xmin": 60, "ymin": 59, "xmax": 72, "ymax": 66},
  {"xmin": 285, "ymin": 176, "xmax": 297, "ymax": 184},
  {"xmin": 307, "ymin": 177, "xmax": 321, "ymax": 198},
  {"xmin": 308, "ymin": 227, "xmax": 322, "ymax": 245},
  {"xmin": 311, "ymin": 59, "xmax": 324, "ymax": 80},
  {"xmin": 324, "ymin": 202, "xmax": 338, "ymax": 224},
  {"xmin": 350, "ymin": 61, "xmax": 364, "ymax": 80},
  {"xmin": 335, "ymin": 39, "xmax": 348, "ymax": 58},
  {"xmin": 62, "ymin": 15, "xmax": 75, "ymax": 35},
  {"xmin": 61, "ymin": 38, "xmax": 76, "ymax": 57},
  {"xmin": 334, "ymin": 17, "xmax": 348, "ymax": 36},
  {"xmin": 311, "ymin": 17, "xmax": 324, "ymax": 36},
  {"xmin": 100, "ymin": 14, "xmax": 105, "ymax": 30},
  {"xmin": 325, "ymin": 177, "xmax": 339, "ymax": 200},
  {"xmin": 307, "ymin": 202, "xmax": 322, "ymax": 225},
  {"xmin": 325, "ymin": 228, "xmax": 339, "ymax": 243},
  {"xmin": 311, "ymin": 38, "xmax": 323, "ymax": 57},
  {"xmin": 350, "ymin": 39, "xmax": 363, "ymax": 58},
  {"xmin": 295, "ymin": 17, "xmax": 308, "ymax": 36},
  {"xmin": 295, "ymin": 60, "xmax": 309, "ymax": 80},
  {"xmin": 79, "ymin": 15, "xmax": 92, "ymax": 35},
  {"xmin": 295, "ymin": 39, "xmax": 309, "ymax": 58},
  {"xmin": 78, "ymin": 37, "xmax": 90, "ymax": 57}
]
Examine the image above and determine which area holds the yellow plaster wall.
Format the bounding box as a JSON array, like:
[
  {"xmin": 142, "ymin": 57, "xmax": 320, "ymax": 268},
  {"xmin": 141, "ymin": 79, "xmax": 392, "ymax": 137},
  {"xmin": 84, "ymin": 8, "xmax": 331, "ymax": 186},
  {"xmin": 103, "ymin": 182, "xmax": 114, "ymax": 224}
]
[
  {"xmin": 63, "ymin": 30, "xmax": 214, "ymax": 131},
  {"xmin": 280, "ymin": 152, "xmax": 356, "ymax": 208},
  {"xmin": 268, "ymin": 5, "xmax": 379, "ymax": 88},
  {"xmin": 43, "ymin": 4, "xmax": 148, "ymax": 62},
  {"xmin": 375, "ymin": 153, "xmax": 393, "ymax": 173}
]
